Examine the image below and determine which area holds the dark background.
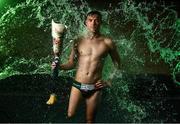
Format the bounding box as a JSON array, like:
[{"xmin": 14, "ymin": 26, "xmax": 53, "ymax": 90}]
[
  {"xmin": 0, "ymin": 0, "xmax": 180, "ymax": 17},
  {"xmin": 0, "ymin": 0, "xmax": 180, "ymax": 123}
]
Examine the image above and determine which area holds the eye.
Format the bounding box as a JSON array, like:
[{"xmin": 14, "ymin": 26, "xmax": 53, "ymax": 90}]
[{"xmin": 95, "ymin": 20, "xmax": 99, "ymax": 23}]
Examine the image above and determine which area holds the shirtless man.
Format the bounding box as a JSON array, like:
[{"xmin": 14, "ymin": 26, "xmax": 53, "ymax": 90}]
[{"xmin": 53, "ymin": 11, "xmax": 121, "ymax": 123}]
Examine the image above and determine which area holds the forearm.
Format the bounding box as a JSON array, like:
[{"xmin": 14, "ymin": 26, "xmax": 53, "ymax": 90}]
[
  {"xmin": 114, "ymin": 61, "xmax": 120, "ymax": 69},
  {"xmin": 113, "ymin": 59, "xmax": 121, "ymax": 70},
  {"xmin": 60, "ymin": 62, "xmax": 75, "ymax": 70}
]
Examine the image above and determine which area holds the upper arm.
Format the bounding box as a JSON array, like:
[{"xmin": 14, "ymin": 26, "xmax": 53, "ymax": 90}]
[
  {"xmin": 68, "ymin": 47, "xmax": 75, "ymax": 64},
  {"xmin": 106, "ymin": 38, "xmax": 121, "ymax": 69},
  {"xmin": 68, "ymin": 39, "xmax": 78, "ymax": 65}
]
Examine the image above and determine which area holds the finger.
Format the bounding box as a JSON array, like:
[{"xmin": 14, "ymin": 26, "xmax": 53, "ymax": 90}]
[
  {"xmin": 95, "ymin": 82, "xmax": 103, "ymax": 86},
  {"xmin": 51, "ymin": 63, "xmax": 56, "ymax": 69},
  {"xmin": 95, "ymin": 85, "xmax": 104, "ymax": 89},
  {"xmin": 52, "ymin": 61, "xmax": 56, "ymax": 65},
  {"xmin": 51, "ymin": 64, "xmax": 56, "ymax": 67},
  {"xmin": 95, "ymin": 84, "xmax": 103, "ymax": 88},
  {"xmin": 96, "ymin": 80, "xmax": 104, "ymax": 84},
  {"xmin": 95, "ymin": 82, "xmax": 103, "ymax": 85},
  {"xmin": 95, "ymin": 82, "xmax": 102, "ymax": 86},
  {"xmin": 97, "ymin": 79, "xmax": 103, "ymax": 83}
]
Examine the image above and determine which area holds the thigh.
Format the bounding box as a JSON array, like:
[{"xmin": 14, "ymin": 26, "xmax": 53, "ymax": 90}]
[
  {"xmin": 68, "ymin": 86, "xmax": 83, "ymax": 115},
  {"xmin": 85, "ymin": 90, "xmax": 102, "ymax": 120}
]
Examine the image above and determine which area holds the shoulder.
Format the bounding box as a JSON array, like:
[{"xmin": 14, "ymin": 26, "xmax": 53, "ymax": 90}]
[
  {"xmin": 102, "ymin": 36, "xmax": 115, "ymax": 49},
  {"xmin": 72, "ymin": 35, "xmax": 83, "ymax": 46},
  {"xmin": 73, "ymin": 35, "xmax": 83, "ymax": 42}
]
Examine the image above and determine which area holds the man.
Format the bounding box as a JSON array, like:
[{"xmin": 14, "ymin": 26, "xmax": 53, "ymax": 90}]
[{"xmin": 52, "ymin": 11, "xmax": 121, "ymax": 123}]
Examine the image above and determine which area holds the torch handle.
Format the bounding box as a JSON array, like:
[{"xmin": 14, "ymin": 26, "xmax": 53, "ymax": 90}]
[
  {"xmin": 52, "ymin": 57, "xmax": 59, "ymax": 80},
  {"xmin": 51, "ymin": 20, "xmax": 66, "ymax": 80}
]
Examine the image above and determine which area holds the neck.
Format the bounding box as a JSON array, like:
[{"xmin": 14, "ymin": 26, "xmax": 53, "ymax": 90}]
[{"xmin": 86, "ymin": 30, "xmax": 100, "ymax": 39}]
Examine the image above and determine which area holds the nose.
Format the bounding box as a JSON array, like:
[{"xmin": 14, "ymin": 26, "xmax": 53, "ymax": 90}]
[{"xmin": 92, "ymin": 20, "xmax": 97, "ymax": 26}]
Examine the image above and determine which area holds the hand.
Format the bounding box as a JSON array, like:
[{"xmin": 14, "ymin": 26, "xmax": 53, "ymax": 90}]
[
  {"xmin": 95, "ymin": 80, "xmax": 111, "ymax": 90},
  {"xmin": 51, "ymin": 62, "xmax": 56, "ymax": 70}
]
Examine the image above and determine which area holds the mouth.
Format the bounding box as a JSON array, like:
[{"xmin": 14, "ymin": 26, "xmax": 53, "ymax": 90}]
[
  {"xmin": 90, "ymin": 28, "xmax": 97, "ymax": 32},
  {"xmin": 87, "ymin": 26, "xmax": 98, "ymax": 32},
  {"xmin": 91, "ymin": 26, "xmax": 98, "ymax": 30}
]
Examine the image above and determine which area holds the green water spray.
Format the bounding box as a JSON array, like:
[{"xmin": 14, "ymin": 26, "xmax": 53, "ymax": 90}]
[{"xmin": 0, "ymin": 0, "xmax": 179, "ymax": 122}]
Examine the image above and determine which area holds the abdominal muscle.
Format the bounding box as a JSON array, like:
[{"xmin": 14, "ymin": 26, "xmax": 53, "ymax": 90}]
[{"xmin": 75, "ymin": 56, "xmax": 103, "ymax": 84}]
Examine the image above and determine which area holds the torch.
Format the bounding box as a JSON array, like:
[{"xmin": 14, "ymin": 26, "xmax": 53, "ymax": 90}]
[
  {"xmin": 46, "ymin": 20, "xmax": 66, "ymax": 105},
  {"xmin": 51, "ymin": 19, "xmax": 66, "ymax": 79}
]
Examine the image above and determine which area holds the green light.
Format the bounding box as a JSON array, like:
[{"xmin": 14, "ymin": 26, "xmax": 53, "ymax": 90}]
[
  {"xmin": 0, "ymin": 0, "xmax": 5, "ymax": 6},
  {"xmin": 0, "ymin": 0, "xmax": 7, "ymax": 13}
]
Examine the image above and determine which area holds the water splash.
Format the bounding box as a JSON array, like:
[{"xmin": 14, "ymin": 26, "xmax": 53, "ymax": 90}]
[{"xmin": 0, "ymin": 0, "xmax": 179, "ymax": 122}]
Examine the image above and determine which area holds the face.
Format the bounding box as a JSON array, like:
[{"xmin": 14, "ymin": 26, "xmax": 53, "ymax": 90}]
[{"xmin": 85, "ymin": 14, "xmax": 101, "ymax": 33}]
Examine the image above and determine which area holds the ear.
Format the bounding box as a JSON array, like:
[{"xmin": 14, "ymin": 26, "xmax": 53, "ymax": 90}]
[{"xmin": 84, "ymin": 20, "xmax": 87, "ymax": 26}]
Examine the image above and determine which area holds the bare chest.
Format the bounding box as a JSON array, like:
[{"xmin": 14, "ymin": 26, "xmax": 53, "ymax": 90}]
[{"xmin": 77, "ymin": 40, "xmax": 109, "ymax": 57}]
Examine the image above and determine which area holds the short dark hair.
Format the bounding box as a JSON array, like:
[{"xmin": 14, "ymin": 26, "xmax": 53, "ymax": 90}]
[{"xmin": 85, "ymin": 10, "xmax": 102, "ymax": 22}]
